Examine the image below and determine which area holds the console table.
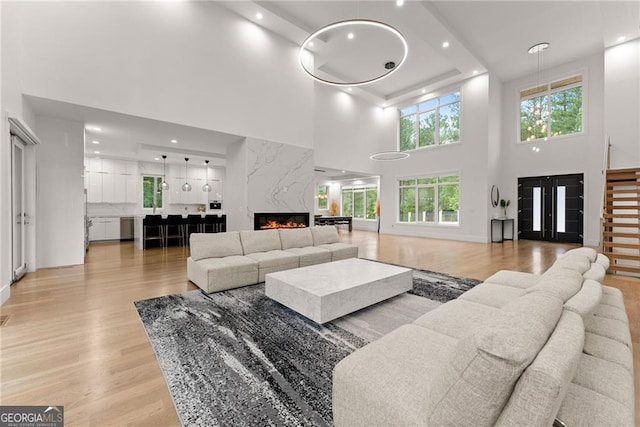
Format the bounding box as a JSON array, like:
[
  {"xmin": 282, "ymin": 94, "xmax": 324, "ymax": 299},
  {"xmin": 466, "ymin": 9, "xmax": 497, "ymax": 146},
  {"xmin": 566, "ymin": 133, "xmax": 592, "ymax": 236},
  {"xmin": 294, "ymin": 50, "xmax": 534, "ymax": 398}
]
[
  {"xmin": 314, "ymin": 216, "xmax": 353, "ymax": 232},
  {"xmin": 491, "ymin": 218, "xmax": 514, "ymax": 243}
]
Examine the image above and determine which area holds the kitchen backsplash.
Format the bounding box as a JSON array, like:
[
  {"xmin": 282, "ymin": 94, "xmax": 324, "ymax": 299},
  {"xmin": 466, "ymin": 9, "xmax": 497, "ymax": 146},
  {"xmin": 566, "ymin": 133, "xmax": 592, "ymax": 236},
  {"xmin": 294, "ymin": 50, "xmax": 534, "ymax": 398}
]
[{"xmin": 87, "ymin": 203, "xmax": 208, "ymax": 217}]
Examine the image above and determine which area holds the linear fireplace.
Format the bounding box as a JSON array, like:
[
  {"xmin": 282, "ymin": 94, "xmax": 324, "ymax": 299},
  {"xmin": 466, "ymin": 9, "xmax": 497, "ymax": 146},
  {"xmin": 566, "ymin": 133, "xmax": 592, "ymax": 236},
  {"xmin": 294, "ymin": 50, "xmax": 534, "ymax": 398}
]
[{"xmin": 254, "ymin": 212, "xmax": 310, "ymax": 230}]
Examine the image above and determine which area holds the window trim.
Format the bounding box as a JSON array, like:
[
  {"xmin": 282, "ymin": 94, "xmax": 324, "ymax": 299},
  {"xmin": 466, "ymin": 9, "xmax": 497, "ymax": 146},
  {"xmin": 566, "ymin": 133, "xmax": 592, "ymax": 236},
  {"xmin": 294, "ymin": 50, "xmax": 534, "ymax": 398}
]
[
  {"xmin": 141, "ymin": 174, "xmax": 165, "ymax": 211},
  {"xmin": 517, "ymin": 71, "xmax": 587, "ymax": 144},
  {"xmin": 396, "ymin": 172, "xmax": 461, "ymax": 226},
  {"xmin": 398, "ymin": 88, "xmax": 462, "ymax": 152}
]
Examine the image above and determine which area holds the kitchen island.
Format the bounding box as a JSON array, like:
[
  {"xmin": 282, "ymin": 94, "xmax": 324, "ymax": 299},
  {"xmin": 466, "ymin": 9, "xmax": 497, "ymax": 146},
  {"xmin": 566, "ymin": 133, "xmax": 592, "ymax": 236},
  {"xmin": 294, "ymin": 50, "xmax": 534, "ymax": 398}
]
[{"xmin": 134, "ymin": 213, "xmax": 226, "ymax": 249}]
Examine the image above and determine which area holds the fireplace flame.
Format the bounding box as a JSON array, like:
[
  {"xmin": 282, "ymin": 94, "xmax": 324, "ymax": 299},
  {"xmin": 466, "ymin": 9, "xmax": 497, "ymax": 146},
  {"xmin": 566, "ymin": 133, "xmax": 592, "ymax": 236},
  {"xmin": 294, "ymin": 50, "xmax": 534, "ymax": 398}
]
[{"xmin": 260, "ymin": 220, "xmax": 307, "ymax": 229}]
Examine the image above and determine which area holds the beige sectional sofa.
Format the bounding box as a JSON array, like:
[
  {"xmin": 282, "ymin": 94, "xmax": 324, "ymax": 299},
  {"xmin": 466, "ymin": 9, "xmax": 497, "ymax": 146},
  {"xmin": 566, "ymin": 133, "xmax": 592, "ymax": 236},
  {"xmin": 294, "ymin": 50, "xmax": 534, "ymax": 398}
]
[
  {"xmin": 187, "ymin": 226, "xmax": 358, "ymax": 293},
  {"xmin": 333, "ymin": 247, "xmax": 634, "ymax": 426}
]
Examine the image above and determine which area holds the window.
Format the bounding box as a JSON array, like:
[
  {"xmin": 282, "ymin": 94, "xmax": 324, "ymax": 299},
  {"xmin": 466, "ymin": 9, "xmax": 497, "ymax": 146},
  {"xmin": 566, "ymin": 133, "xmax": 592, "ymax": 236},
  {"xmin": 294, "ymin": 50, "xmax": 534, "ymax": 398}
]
[
  {"xmin": 399, "ymin": 90, "xmax": 461, "ymax": 151},
  {"xmin": 142, "ymin": 175, "xmax": 164, "ymax": 209},
  {"xmin": 520, "ymin": 75, "xmax": 583, "ymax": 142},
  {"xmin": 342, "ymin": 186, "xmax": 378, "ymax": 219},
  {"xmin": 398, "ymin": 175, "xmax": 459, "ymax": 224},
  {"xmin": 316, "ymin": 185, "xmax": 328, "ymax": 210}
]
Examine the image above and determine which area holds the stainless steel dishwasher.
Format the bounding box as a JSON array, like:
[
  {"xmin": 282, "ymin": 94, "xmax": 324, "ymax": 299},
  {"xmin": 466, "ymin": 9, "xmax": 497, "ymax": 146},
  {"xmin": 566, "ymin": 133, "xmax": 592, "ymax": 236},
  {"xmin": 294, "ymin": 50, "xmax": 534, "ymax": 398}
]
[{"xmin": 120, "ymin": 217, "xmax": 134, "ymax": 241}]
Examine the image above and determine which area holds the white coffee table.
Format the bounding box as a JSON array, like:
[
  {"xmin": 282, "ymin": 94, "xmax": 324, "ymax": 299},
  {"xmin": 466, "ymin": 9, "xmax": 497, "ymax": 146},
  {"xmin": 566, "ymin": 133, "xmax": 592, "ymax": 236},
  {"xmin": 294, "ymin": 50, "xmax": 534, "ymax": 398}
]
[{"xmin": 265, "ymin": 258, "xmax": 413, "ymax": 324}]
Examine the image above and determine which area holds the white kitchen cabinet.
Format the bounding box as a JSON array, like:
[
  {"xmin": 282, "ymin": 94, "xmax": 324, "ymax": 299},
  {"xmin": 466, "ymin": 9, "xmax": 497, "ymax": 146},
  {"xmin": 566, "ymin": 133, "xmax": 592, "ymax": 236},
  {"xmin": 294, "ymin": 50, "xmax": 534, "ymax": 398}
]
[
  {"xmin": 126, "ymin": 174, "xmax": 138, "ymax": 203},
  {"xmin": 87, "ymin": 171, "xmax": 103, "ymax": 203},
  {"xmin": 102, "ymin": 172, "xmax": 116, "ymax": 203},
  {"xmin": 89, "ymin": 217, "xmax": 120, "ymax": 241}
]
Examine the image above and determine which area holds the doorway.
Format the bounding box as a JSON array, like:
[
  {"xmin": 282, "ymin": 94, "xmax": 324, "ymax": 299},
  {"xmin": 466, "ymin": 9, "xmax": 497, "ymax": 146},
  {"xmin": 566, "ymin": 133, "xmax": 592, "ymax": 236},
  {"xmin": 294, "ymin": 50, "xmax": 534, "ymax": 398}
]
[
  {"xmin": 518, "ymin": 173, "xmax": 583, "ymax": 244},
  {"xmin": 11, "ymin": 135, "xmax": 27, "ymax": 281}
]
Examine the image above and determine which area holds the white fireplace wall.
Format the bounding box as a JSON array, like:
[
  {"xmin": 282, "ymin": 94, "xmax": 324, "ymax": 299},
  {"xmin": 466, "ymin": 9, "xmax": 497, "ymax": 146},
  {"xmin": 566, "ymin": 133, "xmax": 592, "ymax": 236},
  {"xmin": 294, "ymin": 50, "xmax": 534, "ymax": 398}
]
[{"xmin": 226, "ymin": 138, "xmax": 314, "ymax": 231}]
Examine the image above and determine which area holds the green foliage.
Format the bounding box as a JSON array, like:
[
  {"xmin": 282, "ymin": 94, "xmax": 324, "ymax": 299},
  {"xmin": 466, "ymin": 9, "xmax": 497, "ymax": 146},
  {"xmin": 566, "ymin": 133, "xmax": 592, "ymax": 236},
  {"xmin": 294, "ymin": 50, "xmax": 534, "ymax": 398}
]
[
  {"xmin": 399, "ymin": 91, "xmax": 460, "ymax": 151},
  {"xmin": 500, "ymin": 199, "xmax": 510, "ymax": 208},
  {"xmin": 142, "ymin": 176, "xmax": 163, "ymax": 209},
  {"xmin": 342, "ymin": 190, "xmax": 352, "ymax": 217},
  {"xmin": 551, "ymin": 87, "xmax": 582, "ymax": 136},
  {"xmin": 400, "ymin": 115, "xmax": 416, "ymax": 151},
  {"xmin": 317, "ymin": 185, "xmax": 328, "ymax": 210},
  {"xmin": 366, "ymin": 188, "xmax": 377, "ymax": 219}
]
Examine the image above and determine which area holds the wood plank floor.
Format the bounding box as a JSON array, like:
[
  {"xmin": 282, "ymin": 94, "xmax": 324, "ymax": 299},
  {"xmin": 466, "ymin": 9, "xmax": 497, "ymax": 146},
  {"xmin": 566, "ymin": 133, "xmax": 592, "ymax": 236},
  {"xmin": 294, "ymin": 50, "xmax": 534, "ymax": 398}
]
[{"xmin": 1, "ymin": 231, "xmax": 638, "ymax": 426}]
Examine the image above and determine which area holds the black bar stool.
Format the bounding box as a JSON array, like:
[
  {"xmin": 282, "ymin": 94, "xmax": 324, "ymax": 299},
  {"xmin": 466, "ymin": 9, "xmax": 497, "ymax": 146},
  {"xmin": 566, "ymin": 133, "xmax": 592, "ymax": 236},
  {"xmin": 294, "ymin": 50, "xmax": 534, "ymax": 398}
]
[
  {"xmin": 143, "ymin": 215, "xmax": 164, "ymax": 249},
  {"xmin": 164, "ymin": 214, "xmax": 185, "ymax": 246}
]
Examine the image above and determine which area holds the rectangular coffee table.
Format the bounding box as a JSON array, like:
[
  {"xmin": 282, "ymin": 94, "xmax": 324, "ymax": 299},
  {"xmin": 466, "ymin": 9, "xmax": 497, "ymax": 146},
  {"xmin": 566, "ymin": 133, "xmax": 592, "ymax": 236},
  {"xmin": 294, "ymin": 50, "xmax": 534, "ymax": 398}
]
[{"xmin": 265, "ymin": 258, "xmax": 413, "ymax": 324}]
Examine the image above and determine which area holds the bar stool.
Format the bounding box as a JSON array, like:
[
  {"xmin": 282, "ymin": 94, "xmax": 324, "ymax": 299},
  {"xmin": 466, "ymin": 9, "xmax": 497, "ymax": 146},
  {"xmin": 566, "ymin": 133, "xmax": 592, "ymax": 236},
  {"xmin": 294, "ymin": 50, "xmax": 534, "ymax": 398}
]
[
  {"xmin": 203, "ymin": 215, "xmax": 222, "ymax": 233},
  {"xmin": 185, "ymin": 214, "xmax": 203, "ymax": 244},
  {"xmin": 143, "ymin": 215, "xmax": 164, "ymax": 249},
  {"xmin": 164, "ymin": 214, "xmax": 185, "ymax": 247}
]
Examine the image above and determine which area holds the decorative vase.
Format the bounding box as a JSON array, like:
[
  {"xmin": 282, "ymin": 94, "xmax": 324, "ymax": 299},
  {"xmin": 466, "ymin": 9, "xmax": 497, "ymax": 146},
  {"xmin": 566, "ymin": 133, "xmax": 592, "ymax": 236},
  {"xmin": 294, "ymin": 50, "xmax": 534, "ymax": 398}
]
[{"xmin": 502, "ymin": 207, "xmax": 508, "ymax": 218}]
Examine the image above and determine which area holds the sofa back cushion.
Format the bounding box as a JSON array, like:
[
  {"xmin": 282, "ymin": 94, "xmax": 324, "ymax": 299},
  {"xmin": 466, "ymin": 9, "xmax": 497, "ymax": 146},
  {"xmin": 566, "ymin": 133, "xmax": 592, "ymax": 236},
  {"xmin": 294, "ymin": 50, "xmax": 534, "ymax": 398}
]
[
  {"xmin": 190, "ymin": 232, "xmax": 243, "ymax": 261},
  {"xmin": 552, "ymin": 254, "xmax": 592, "ymax": 274},
  {"xmin": 495, "ymin": 310, "xmax": 584, "ymax": 427},
  {"xmin": 559, "ymin": 247, "xmax": 597, "ymax": 262},
  {"xmin": 311, "ymin": 225, "xmax": 339, "ymax": 245},
  {"xmin": 564, "ymin": 279, "xmax": 602, "ymax": 321},
  {"xmin": 596, "ymin": 253, "xmax": 610, "ymax": 270},
  {"xmin": 527, "ymin": 267, "xmax": 584, "ymax": 302},
  {"xmin": 583, "ymin": 263, "xmax": 606, "ymax": 282},
  {"xmin": 240, "ymin": 229, "xmax": 282, "ymax": 254},
  {"xmin": 278, "ymin": 228, "xmax": 313, "ymax": 249},
  {"xmin": 426, "ymin": 292, "xmax": 563, "ymax": 426}
]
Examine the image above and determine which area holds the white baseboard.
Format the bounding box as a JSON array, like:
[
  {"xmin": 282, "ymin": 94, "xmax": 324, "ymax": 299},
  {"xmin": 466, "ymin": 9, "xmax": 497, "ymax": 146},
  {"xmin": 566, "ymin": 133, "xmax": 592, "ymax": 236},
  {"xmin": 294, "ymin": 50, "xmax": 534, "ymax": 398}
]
[{"xmin": 0, "ymin": 282, "xmax": 10, "ymax": 306}]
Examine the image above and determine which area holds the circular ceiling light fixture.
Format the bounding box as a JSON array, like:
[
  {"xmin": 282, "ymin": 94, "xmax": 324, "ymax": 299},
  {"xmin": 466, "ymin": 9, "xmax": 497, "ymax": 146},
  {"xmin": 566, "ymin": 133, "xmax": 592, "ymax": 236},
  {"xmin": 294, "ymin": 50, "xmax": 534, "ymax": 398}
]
[
  {"xmin": 528, "ymin": 42, "xmax": 549, "ymax": 54},
  {"xmin": 299, "ymin": 19, "xmax": 408, "ymax": 87},
  {"xmin": 370, "ymin": 151, "xmax": 410, "ymax": 161}
]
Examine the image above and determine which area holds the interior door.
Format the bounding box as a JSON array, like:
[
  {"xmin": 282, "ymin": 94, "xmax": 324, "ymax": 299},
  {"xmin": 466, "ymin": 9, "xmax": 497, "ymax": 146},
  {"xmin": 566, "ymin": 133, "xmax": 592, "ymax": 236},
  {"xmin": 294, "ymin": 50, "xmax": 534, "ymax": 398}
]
[
  {"xmin": 518, "ymin": 173, "xmax": 583, "ymax": 244},
  {"xmin": 11, "ymin": 135, "xmax": 27, "ymax": 281}
]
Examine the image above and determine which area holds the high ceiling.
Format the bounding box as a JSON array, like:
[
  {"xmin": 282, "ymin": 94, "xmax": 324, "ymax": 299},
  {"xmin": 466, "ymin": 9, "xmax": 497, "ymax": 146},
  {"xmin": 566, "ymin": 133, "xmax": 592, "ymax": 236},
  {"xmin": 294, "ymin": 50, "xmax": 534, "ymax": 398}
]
[{"xmin": 26, "ymin": 1, "xmax": 639, "ymax": 169}]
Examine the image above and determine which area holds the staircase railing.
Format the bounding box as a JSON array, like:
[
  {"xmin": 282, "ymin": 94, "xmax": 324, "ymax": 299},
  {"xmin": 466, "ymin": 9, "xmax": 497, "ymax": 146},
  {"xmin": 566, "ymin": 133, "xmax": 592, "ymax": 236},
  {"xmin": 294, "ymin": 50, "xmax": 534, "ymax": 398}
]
[{"xmin": 601, "ymin": 136, "xmax": 611, "ymax": 251}]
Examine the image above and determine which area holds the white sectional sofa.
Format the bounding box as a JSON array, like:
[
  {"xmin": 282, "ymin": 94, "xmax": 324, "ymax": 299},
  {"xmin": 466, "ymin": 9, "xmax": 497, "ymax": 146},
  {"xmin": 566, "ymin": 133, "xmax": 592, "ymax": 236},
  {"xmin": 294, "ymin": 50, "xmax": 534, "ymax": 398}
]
[
  {"xmin": 333, "ymin": 247, "xmax": 634, "ymax": 426},
  {"xmin": 187, "ymin": 226, "xmax": 358, "ymax": 293}
]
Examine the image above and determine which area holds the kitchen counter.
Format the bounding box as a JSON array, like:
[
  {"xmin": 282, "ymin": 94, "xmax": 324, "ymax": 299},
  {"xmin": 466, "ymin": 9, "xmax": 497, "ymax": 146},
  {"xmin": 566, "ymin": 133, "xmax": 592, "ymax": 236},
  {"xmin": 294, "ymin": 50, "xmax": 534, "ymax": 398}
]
[{"xmin": 134, "ymin": 212, "xmax": 227, "ymax": 249}]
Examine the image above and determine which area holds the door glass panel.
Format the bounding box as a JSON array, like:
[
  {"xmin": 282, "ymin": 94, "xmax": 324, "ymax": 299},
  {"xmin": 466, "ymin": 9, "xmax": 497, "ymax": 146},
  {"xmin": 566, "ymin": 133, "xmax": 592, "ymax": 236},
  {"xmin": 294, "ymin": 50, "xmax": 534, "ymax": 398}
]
[
  {"xmin": 557, "ymin": 186, "xmax": 566, "ymax": 233},
  {"xmin": 12, "ymin": 138, "xmax": 26, "ymax": 280},
  {"xmin": 533, "ymin": 187, "xmax": 541, "ymax": 231}
]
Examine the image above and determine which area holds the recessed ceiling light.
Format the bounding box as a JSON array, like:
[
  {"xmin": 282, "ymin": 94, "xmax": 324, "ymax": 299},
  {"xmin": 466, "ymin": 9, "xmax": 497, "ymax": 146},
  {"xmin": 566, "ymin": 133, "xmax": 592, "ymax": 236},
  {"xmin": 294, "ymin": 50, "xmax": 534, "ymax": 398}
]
[
  {"xmin": 256, "ymin": 12, "xmax": 263, "ymax": 20},
  {"xmin": 91, "ymin": 140, "xmax": 100, "ymax": 144},
  {"xmin": 421, "ymin": 89, "xmax": 426, "ymax": 94},
  {"xmin": 171, "ymin": 139, "xmax": 178, "ymax": 143},
  {"xmin": 347, "ymin": 32, "xmax": 354, "ymax": 40},
  {"xmin": 94, "ymin": 151, "xmax": 100, "ymax": 154},
  {"xmin": 617, "ymin": 36, "xmax": 626, "ymax": 43},
  {"xmin": 154, "ymin": 157, "xmax": 160, "ymax": 161},
  {"xmin": 472, "ymin": 70, "xmax": 479, "ymax": 75},
  {"xmin": 341, "ymin": 170, "xmax": 346, "ymax": 174},
  {"xmin": 347, "ymin": 87, "xmax": 352, "ymax": 92},
  {"xmin": 442, "ymin": 41, "xmax": 450, "ymax": 49},
  {"xmin": 87, "ymin": 126, "xmax": 101, "ymax": 132},
  {"xmin": 396, "ymin": 0, "xmax": 404, "ymax": 6},
  {"xmin": 308, "ymin": 41, "xmax": 315, "ymax": 47}
]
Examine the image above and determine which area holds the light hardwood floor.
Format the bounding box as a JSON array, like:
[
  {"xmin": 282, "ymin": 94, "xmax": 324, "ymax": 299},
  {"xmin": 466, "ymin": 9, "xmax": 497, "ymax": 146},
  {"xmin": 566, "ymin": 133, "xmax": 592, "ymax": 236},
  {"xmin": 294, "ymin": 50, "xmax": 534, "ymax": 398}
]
[{"xmin": 1, "ymin": 231, "xmax": 638, "ymax": 426}]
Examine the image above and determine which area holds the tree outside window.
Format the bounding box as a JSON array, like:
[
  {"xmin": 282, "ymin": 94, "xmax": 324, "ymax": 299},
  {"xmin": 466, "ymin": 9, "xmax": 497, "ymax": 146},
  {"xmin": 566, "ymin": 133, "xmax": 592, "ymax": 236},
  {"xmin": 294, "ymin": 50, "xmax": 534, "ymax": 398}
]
[
  {"xmin": 399, "ymin": 91, "xmax": 461, "ymax": 151},
  {"xmin": 142, "ymin": 175, "xmax": 163, "ymax": 209},
  {"xmin": 317, "ymin": 185, "xmax": 328, "ymax": 210},
  {"xmin": 520, "ymin": 75, "xmax": 582, "ymax": 142},
  {"xmin": 342, "ymin": 186, "xmax": 378, "ymax": 219}
]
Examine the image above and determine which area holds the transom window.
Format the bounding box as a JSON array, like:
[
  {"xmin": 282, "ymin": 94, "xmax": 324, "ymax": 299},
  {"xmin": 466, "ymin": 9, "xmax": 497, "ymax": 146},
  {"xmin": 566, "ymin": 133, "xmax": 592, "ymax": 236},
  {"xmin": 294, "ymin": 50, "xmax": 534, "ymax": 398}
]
[
  {"xmin": 398, "ymin": 175, "xmax": 459, "ymax": 224},
  {"xmin": 520, "ymin": 75, "xmax": 583, "ymax": 142},
  {"xmin": 342, "ymin": 186, "xmax": 378, "ymax": 219},
  {"xmin": 142, "ymin": 175, "xmax": 164, "ymax": 209},
  {"xmin": 399, "ymin": 90, "xmax": 461, "ymax": 151}
]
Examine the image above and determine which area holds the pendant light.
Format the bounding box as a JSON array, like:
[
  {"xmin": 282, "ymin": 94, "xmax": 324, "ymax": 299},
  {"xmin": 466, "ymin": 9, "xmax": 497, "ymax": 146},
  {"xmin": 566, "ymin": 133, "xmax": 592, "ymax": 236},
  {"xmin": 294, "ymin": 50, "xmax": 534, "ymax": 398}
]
[
  {"xmin": 182, "ymin": 158, "xmax": 192, "ymax": 191},
  {"xmin": 161, "ymin": 155, "xmax": 169, "ymax": 190},
  {"xmin": 202, "ymin": 160, "xmax": 212, "ymax": 192}
]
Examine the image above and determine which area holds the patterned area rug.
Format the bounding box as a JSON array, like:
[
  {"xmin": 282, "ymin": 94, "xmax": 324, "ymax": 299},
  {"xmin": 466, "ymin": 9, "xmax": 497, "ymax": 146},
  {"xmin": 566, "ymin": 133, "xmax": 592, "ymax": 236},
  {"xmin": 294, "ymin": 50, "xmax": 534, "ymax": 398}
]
[{"xmin": 134, "ymin": 266, "xmax": 480, "ymax": 426}]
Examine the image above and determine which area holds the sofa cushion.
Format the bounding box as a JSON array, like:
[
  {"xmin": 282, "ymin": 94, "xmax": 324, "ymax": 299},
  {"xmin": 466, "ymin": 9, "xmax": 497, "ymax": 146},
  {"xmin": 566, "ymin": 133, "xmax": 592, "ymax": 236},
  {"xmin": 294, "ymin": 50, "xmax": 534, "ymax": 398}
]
[
  {"xmin": 245, "ymin": 250, "xmax": 299, "ymax": 269},
  {"xmin": 583, "ymin": 332, "xmax": 634, "ymax": 374},
  {"xmin": 457, "ymin": 282, "xmax": 527, "ymax": 308},
  {"xmin": 483, "ymin": 270, "xmax": 539, "ymax": 289},
  {"xmin": 560, "ymin": 247, "xmax": 597, "ymax": 262},
  {"xmin": 413, "ymin": 299, "xmax": 499, "ymax": 339},
  {"xmin": 240, "ymin": 229, "xmax": 282, "ymax": 254},
  {"xmin": 426, "ymin": 292, "xmax": 563, "ymax": 426},
  {"xmin": 316, "ymin": 243, "xmax": 358, "ymax": 261},
  {"xmin": 585, "ymin": 315, "xmax": 632, "ymax": 349},
  {"xmin": 186, "ymin": 255, "xmax": 258, "ymax": 293},
  {"xmin": 283, "ymin": 246, "xmax": 331, "ymax": 267},
  {"xmin": 333, "ymin": 325, "xmax": 457, "ymax": 427},
  {"xmin": 557, "ymin": 383, "xmax": 634, "ymax": 427},
  {"xmin": 583, "ymin": 263, "xmax": 606, "ymax": 282},
  {"xmin": 311, "ymin": 225, "xmax": 339, "ymax": 245},
  {"xmin": 571, "ymin": 353, "xmax": 635, "ymax": 410},
  {"xmin": 552, "ymin": 254, "xmax": 592, "ymax": 274},
  {"xmin": 595, "ymin": 253, "xmax": 610, "ymax": 270},
  {"xmin": 278, "ymin": 227, "xmax": 313, "ymax": 249},
  {"xmin": 526, "ymin": 267, "xmax": 583, "ymax": 302},
  {"xmin": 496, "ymin": 310, "xmax": 584, "ymax": 427},
  {"xmin": 189, "ymin": 232, "xmax": 243, "ymax": 261},
  {"xmin": 564, "ymin": 279, "xmax": 602, "ymax": 321},
  {"xmin": 594, "ymin": 303, "xmax": 629, "ymax": 324}
]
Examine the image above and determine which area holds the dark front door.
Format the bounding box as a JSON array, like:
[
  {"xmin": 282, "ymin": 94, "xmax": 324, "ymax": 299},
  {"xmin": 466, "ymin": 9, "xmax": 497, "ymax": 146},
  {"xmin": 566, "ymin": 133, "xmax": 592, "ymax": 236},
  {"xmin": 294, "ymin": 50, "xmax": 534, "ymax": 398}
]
[{"xmin": 518, "ymin": 173, "xmax": 583, "ymax": 244}]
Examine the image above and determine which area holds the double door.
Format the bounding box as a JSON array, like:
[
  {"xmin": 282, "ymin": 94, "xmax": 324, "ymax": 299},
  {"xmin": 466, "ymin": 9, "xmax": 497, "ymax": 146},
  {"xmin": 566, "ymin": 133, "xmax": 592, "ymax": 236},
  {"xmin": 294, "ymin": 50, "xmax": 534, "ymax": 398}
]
[{"xmin": 518, "ymin": 173, "xmax": 583, "ymax": 244}]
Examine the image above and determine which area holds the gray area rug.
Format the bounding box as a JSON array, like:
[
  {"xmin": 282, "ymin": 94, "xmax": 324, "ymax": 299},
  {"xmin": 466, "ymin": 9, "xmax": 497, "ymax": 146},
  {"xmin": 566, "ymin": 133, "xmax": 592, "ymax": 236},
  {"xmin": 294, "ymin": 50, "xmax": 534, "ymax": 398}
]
[{"xmin": 134, "ymin": 267, "xmax": 480, "ymax": 426}]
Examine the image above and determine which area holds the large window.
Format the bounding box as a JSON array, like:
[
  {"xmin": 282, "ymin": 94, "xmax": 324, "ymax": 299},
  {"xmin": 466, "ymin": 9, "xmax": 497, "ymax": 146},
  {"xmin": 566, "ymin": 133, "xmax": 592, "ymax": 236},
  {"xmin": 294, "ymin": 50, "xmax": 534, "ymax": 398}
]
[
  {"xmin": 142, "ymin": 175, "xmax": 164, "ymax": 209},
  {"xmin": 342, "ymin": 186, "xmax": 377, "ymax": 219},
  {"xmin": 399, "ymin": 90, "xmax": 461, "ymax": 151},
  {"xmin": 398, "ymin": 175, "xmax": 459, "ymax": 224},
  {"xmin": 316, "ymin": 185, "xmax": 328, "ymax": 210},
  {"xmin": 520, "ymin": 75, "xmax": 583, "ymax": 142}
]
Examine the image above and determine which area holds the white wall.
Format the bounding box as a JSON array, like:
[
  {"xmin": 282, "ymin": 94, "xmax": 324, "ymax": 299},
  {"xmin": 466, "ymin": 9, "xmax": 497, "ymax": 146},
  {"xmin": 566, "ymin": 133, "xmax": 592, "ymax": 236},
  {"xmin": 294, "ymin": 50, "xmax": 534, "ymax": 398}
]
[
  {"xmin": 35, "ymin": 116, "xmax": 85, "ymax": 268},
  {"xmin": 4, "ymin": 1, "xmax": 314, "ymax": 149},
  {"xmin": 378, "ymin": 75, "xmax": 494, "ymax": 242},
  {"xmin": 500, "ymin": 53, "xmax": 605, "ymax": 247},
  {"xmin": 604, "ymin": 39, "xmax": 640, "ymax": 168},
  {"xmin": 314, "ymin": 83, "xmax": 396, "ymax": 175}
]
